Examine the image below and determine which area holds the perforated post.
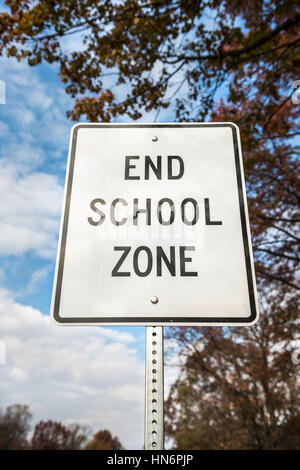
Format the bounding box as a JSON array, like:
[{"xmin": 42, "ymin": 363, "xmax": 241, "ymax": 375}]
[{"xmin": 145, "ymin": 326, "xmax": 164, "ymax": 450}]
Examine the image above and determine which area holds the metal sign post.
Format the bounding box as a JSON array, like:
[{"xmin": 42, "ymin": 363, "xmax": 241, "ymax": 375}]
[{"xmin": 145, "ymin": 326, "xmax": 164, "ymax": 450}]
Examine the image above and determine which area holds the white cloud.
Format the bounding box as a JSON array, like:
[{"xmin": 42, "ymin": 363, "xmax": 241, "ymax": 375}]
[
  {"xmin": 16, "ymin": 265, "xmax": 52, "ymax": 297},
  {"xmin": 0, "ymin": 166, "xmax": 63, "ymax": 259},
  {"xmin": 29, "ymin": 89, "xmax": 53, "ymax": 111},
  {"xmin": 60, "ymin": 31, "xmax": 87, "ymax": 53},
  {"xmin": 0, "ymin": 56, "xmax": 72, "ymax": 158},
  {"xmin": 0, "ymin": 121, "xmax": 9, "ymax": 137},
  {"xmin": 13, "ymin": 107, "xmax": 36, "ymax": 127},
  {"xmin": 0, "ymin": 142, "xmax": 45, "ymax": 175},
  {"xmin": 0, "ymin": 57, "xmax": 77, "ymax": 260},
  {"xmin": 0, "ymin": 289, "xmax": 144, "ymax": 449}
]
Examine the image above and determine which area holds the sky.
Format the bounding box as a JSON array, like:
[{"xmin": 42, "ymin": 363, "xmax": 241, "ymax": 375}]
[{"xmin": 0, "ymin": 52, "xmax": 181, "ymax": 449}]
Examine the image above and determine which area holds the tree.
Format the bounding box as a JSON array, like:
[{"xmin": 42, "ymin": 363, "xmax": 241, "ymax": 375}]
[
  {"xmin": 1, "ymin": 0, "xmax": 299, "ymax": 449},
  {"xmin": 0, "ymin": 404, "xmax": 31, "ymax": 450},
  {"xmin": 165, "ymin": 288, "xmax": 300, "ymax": 450},
  {"xmin": 85, "ymin": 429, "xmax": 124, "ymax": 450},
  {"xmin": 31, "ymin": 420, "xmax": 88, "ymax": 450}
]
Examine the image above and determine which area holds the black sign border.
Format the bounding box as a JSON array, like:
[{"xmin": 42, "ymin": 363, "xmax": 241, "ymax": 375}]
[{"xmin": 52, "ymin": 123, "xmax": 258, "ymax": 325}]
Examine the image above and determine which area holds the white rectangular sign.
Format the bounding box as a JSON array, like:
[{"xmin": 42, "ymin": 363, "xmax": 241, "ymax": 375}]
[{"xmin": 51, "ymin": 123, "xmax": 258, "ymax": 326}]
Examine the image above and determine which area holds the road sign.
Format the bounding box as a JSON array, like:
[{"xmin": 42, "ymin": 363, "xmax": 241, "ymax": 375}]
[{"xmin": 51, "ymin": 123, "xmax": 258, "ymax": 326}]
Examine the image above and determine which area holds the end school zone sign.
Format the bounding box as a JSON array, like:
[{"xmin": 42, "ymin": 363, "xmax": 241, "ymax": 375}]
[{"xmin": 51, "ymin": 123, "xmax": 259, "ymax": 326}]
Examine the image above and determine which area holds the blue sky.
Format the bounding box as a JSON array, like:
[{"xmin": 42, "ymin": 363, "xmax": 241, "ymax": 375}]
[{"xmin": 0, "ymin": 53, "xmax": 185, "ymax": 449}]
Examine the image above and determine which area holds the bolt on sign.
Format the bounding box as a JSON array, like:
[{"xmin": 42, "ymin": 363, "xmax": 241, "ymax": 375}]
[{"xmin": 51, "ymin": 123, "xmax": 259, "ymax": 326}]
